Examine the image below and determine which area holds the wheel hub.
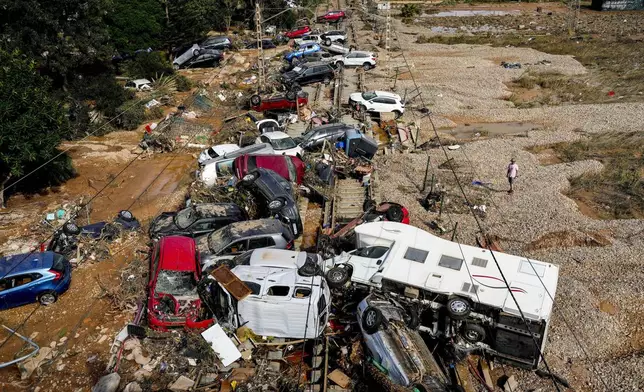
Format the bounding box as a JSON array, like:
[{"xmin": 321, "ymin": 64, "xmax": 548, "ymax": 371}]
[{"xmin": 450, "ymin": 301, "xmax": 467, "ymax": 313}]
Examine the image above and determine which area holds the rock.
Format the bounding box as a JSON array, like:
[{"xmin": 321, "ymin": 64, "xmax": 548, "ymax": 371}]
[
  {"xmin": 49, "ymin": 341, "xmax": 57, "ymax": 349},
  {"xmin": 56, "ymin": 363, "xmax": 66, "ymax": 371},
  {"xmin": 267, "ymin": 349, "xmax": 283, "ymax": 360},
  {"xmin": 123, "ymin": 382, "xmax": 143, "ymax": 392},
  {"xmin": 97, "ymin": 335, "xmax": 108, "ymax": 344},
  {"xmin": 133, "ymin": 369, "xmax": 152, "ymax": 382},
  {"xmin": 169, "ymin": 375, "xmax": 195, "ymax": 391},
  {"xmin": 91, "ymin": 373, "xmax": 120, "ymax": 392},
  {"xmin": 30, "ymin": 332, "xmax": 39, "ymax": 340},
  {"xmin": 503, "ymin": 375, "xmax": 518, "ymax": 392}
]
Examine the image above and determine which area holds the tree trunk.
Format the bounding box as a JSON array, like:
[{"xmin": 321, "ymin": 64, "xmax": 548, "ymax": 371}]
[{"xmin": 0, "ymin": 174, "xmax": 12, "ymax": 209}]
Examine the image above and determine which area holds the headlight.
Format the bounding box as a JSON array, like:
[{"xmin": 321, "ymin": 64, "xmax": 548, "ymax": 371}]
[{"xmin": 268, "ymin": 200, "xmax": 284, "ymax": 209}]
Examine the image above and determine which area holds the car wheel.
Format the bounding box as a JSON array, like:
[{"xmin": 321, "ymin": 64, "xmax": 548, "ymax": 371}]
[
  {"xmin": 359, "ymin": 104, "xmax": 367, "ymax": 112},
  {"xmin": 404, "ymin": 306, "xmax": 420, "ymax": 329},
  {"xmin": 286, "ymin": 90, "xmax": 297, "ymax": 101},
  {"xmin": 446, "ymin": 297, "xmax": 471, "ymax": 320},
  {"xmin": 325, "ymin": 39, "xmax": 332, "ymax": 46},
  {"xmin": 250, "ymin": 94, "xmax": 262, "ymax": 107},
  {"xmin": 241, "ymin": 172, "xmax": 258, "ymax": 184},
  {"xmin": 268, "ymin": 197, "xmax": 286, "ymax": 211},
  {"xmin": 326, "ymin": 266, "xmax": 350, "ymax": 288},
  {"xmin": 463, "ymin": 323, "xmax": 486, "ymax": 343},
  {"xmin": 63, "ymin": 222, "xmax": 81, "ymax": 236},
  {"xmin": 362, "ymin": 306, "xmax": 383, "ymax": 334},
  {"xmin": 193, "ymin": 49, "xmax": 201, "ymax": 56},
  {"xmin": 393, "ymin": 110, "xmax": 402, "ymax": 119},
  {"xmin": 38, "ymin": 291, "xmax": 58, "ymax": 306},
  {"xmin": 298, "ymin": 259, "xmax": 322, "ymax": 277},
  {"xmin": 385, "ymin": 205, "xmax": 404, "ymax": 222},
  {"xmin": 118, "ymin": 210, "xmax": 135, "ymax": 222},
  {"xmin": 363, "ymin": 62, "xmax": 372, "ymax": 71},
  {"xmin": 363, "ymin": 199, "xmax": 376, "ymax": 212},
  {"xmin": 336, "ymin": 61, "xmax": 344, "ymax": 68}
]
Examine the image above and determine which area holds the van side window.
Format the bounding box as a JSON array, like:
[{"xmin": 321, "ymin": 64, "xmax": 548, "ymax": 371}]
[
  {"xmin": 354, "ymin": 246, "xmax": 388, "ymax": 259},
  {"xmin": 293, "ymin": 287, "xmax": 311, "ymax": 298},
  {"xmin": 249, "ymin": 236, "xmax": 275, "ymax": 249},
  {"xmin": 438, "ymin": 255, "xmax": 463, "ymax": 271},
  {"xmin": 404, "ymin": 247, "xmax": 428, "ymax": 263},
  {"xmin": 267, "ymin": 285, "xmax": 290, "ymax": 296},
  {"xmin": 244, "ymin": 281, "xmax": 261, "ymax": 295}
]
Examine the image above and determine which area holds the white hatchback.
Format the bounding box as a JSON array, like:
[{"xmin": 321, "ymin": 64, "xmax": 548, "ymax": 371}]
[
  {"xmin": 348, "ymin": 91, "xmax": 405, "ymax": 118},
  {"xmin": 255, "ymin": 131, "xmax": 303, "ymax": 157}
]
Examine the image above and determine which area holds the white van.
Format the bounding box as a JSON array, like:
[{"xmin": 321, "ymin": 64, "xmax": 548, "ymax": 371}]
[
  {"xmin": 324, "ymin": 221, "xmax": 560, "ymax": 369},
  {"xmin": 200, "ymin": 249, "xmax": 331, "ymax": 339},
  {"xmin": 198, "ymin": 143, "xmax": 275, "ymax": 186}
]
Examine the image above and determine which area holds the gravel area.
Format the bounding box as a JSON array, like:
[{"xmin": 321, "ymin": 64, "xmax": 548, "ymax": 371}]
[{"xmin": 351, "ymin": 9, "xmax": 644, "ymax": 392}]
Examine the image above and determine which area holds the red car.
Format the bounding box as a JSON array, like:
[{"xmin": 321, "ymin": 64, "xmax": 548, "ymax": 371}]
[
  {"xmin": 250, "ymin": 91, "xmax": 308, "ymax": 112},
  {"xmin": 285, "ymin": 25, "xmax": 312, "ymax": 39},
  {"xmin": 147, "ymin": 236, "xmax": 213, "ymax": 331},
  {"xmin": 317, "ymin": 10, "xmax": 346, "ymax": 23},
  {"xmin": 234, "ymin": 154, "xmax": 305, "ymax": 185}
]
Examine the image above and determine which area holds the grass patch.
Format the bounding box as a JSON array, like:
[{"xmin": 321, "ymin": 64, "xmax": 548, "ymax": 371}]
[
  {"xmin": 533, "ymin": 133, "xmax": 644, "ymax": 219},
  {"xmin": 508, "ymin": 71, "xmax": 604, "ymax": 106}
]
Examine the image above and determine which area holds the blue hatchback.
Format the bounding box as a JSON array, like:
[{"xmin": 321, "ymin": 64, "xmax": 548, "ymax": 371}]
[
  {"xmin": 284, "ymin": 43, "xmax": 321, "ymax": 62},
  {"xmin": 0, "ymin": 252, "xmax": 72, "ymax": 310}
]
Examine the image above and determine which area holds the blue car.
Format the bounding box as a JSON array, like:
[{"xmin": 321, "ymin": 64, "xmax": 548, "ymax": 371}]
[
  {"xmin": 284, "ymin": 43, "xmax": 321, "ymax": 63},
  {"xmin": 0, "ymin": 252, "xmax": 72, "ymax": 309}
]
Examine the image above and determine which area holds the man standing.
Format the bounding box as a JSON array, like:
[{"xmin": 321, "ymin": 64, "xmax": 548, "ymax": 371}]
[{"xmin": 507, "ymin": 158, "xmax": 519, "ymax": 193}]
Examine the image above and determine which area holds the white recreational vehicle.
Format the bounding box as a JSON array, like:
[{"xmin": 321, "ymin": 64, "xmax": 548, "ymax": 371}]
[{"xmin": 324, "ymin": 221, "xmax": 560, "ymax": 369}]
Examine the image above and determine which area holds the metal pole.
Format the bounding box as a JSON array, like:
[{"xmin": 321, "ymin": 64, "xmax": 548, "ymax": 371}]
[
  {"xmin": 422, "ymin": 155, "xmax": 431, "ymax": 192},
  {"xmin": 451, "ymin": 222, "xmax": 459, "ymax": 241},
  {"xmin": 255, "ymin": 2, "xmax": 265, "ymax": 91},
  {"xmin": 439, "ymin": 192, "xmax": 444, "ymax": 217}
]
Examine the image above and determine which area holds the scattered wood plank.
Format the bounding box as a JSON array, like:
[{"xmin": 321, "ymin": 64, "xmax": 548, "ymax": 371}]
[{"xmin": 210, "ymin": 265, "xmax": 252, "ymax": 301}]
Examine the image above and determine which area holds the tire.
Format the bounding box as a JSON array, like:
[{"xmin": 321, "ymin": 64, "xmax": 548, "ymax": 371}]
[
  {"xmin": 363, "ymin": 199, "xmax": 376, "ymax": 212},
  {"xmin": 404, "ymin": 306, "xmax": 420, "ymax": 330},
  {"xmin": 463, "ymin": 323, "xmax": 486, "ymax": 343},
  {"xmin": 298, "ymin": 260, "xmax": 322, "ymax": 277},
  {"xmin": 241, "ymin": 172, "xmax": 259, "ymax": 184},
  {"xmin": 385, "ymin": 205, "xmax": 404, "ymax": 222},
  {"xmin": 393, "ymin": 110, "xmax": 402, "ymax": 119},
  {"xmin": 63, "ymin": 222, "xmax": 81, "ymax": 236},
  {"xmin": 38, "ymin": 291, "xmax": 58, "ymax": 306},
  {"xmin": 359, "ymin": 104, "xmax": 367, "ymax": 112},
  {"xmin": 286, "ymin": 90, "xmax": 297, "ymax": 101},
  {"xmin": 118, "ymin": 210, "xmax": 134, "ymax": 222},
  {"xmin": 446, "ymin": 297, "xmax": 471, "ymax": 320},
  {"xmin": 325, "ymin": 39, "xmax": 332, "ymax": 46},
  {"xmin": 336, "ymin": 61, "xmax": 344, "ymax": 68},
  {"xmin": 326, "ymin": 266, "xmax": 350, "ymax": 288},
  {"xmin": 292, "ymin": 57, "xmax": 300, "ymax": 65},
  {"xmin": 193, "ymin": 49, "xmax": 200, "ymax": 56},
  {"xmin": 363, "ymin": 62, "xmax": 372, "ymax": 71},
  {"xmin": 362, "ymin": 306, "xmax": 383, "ymax": 334},
  {"xmin": 250, "ymin": 94, "xmax": 261, "ymax": 107}
]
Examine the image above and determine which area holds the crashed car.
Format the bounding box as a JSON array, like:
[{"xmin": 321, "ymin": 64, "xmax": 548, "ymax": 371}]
[
  {"xmin": 198, "ymin": 248, "xmax": 330, "ymax": 338},
  {"xmin": 282, "ymin": 62, "xmax": 335, "ymax": 88},
  {"xmin": 196, "ymin": 219, "xmax": 295, "ymax": 260},
  {"xmin": 198, "ymin": 143, "xmax": 275, "ymax": 187},
  {"xmin": 284, "ymin": 42, "xmax": 321, "ymax": 63},
  {"xmin": 255, "ymin": 131, "xmax": 303, "ymax": 157},
  {"xmin": 297, "ymin": 123, "xmax": 355, "ymax": 150},
  {"xmin": 173, "ymin": 44, "xmax": 223, "ymax": 69},
  {"xmin": 238, "ymin": 168, "xmax": 303, "ymax": 238},
  {"xmin": 285, "ymin": 25, "xmax": 312, "ymax": 39},
  {"xmin": 149, "ymin": 203, "xmax": 248, "ymax": 239},
  {"xmin": 245, "ymin": 39, "xmax": 277, "ymax": 49},
  {"xmin": 198, "ymin": 144, "xmax": 240, "ymax": 166},
  {"xmin": 47, "ymin": 210, "xmax": 140, "ymax": 256},
  {"xmin": 249, "ymin": 91, "xmax": 308, "ymax": 112},
  {"xmin": 233, "ymin": 154, "xmax": 305, "ymax": 185},
  {"xmin": 358, "ymin": 294, "xmax": 451, "ymax": 392},
  {"xmin": 317, "ymin": 10, "xmax": 346, "ymax": 23},
  {"xmin": 147, "ymin": 236, "xmax": 213, "ymax": 330},
  {"xmin": 201, "ymin": 36, "xmax": 232, "ymax": 50}
]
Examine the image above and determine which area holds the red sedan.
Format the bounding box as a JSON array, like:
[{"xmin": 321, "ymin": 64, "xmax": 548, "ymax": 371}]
[
  {"xmin": 285, "ymin": 25, "xmax": 312, "ymax": 39},
  {"xmin": 234, "ymin": 154, "xmax": 305, "ymax": 185},
  {"xmin": 147, "ymin": 236, "xmax": 213, "ymax": 331},
  {"xmin": 317, "ymin": 10, "xmax": 346, "ymax": 23},
  {"xmin": 250, "ymin": 91, "xmax": 308, "ymax": 112}
]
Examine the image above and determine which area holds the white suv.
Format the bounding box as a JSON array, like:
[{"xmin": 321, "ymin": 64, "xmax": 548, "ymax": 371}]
[
  {"xmin": 321, "ymin": 30, "xmax": 347, "ymax": 46},
  {"xmin": 348, "ymin": 91, "xmax": 405, "ymax": 118},
  {"xmin": 334, "ymin": 51, "xmax": 376, "ymax": 70}
]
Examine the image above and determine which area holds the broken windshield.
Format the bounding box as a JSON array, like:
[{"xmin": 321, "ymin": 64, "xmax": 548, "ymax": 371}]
[
  {"xmin": 155, "ymin": 270, "xmax": 197, "ymax": 296},
  {"xmin": 174, "ymin": 207, "xmax": 197, "ymax": 229}
]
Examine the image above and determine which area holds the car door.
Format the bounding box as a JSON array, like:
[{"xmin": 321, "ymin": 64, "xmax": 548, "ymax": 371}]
[
  {"xmin": 0, "ymin": 274, "xmax": 39, "ymax": 307},
  {"xmin": 347, "ymin": 246, "xmax": 390, "ymax": 284},
  {"xmin": 369, "ymin": 97, "xmax": 388, "ymax": 112},
  {"xmin": 190, "ymin": 219, "xmax": 219, "ymax": 238},
  {"xmin": 345, "ymin": 52, "xmax": 359, "ymax": 66},
  {"xmin": 248, "ymin": 236, "xmax": 277, "ymax": 251},
  {"xmin": 219, "ymin": 239, "xmax": 249, "ymax": 256}
]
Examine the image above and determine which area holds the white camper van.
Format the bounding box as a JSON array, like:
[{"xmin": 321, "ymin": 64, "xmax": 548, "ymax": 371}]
[{"xmin": 324, "ymin": 221, "xmax": 560, "ymax": 369}]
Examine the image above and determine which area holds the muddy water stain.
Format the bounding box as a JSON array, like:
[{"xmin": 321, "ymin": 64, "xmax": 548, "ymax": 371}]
[
  {"xmin": 599, "ymin": 300, "xmax": 619, "ymax": 315},
  {"xmin": 444, "ymin": 122, "xmax": 542, "ymax": 141}
]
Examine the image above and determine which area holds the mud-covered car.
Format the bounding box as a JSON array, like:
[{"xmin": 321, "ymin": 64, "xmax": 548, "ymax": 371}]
[
  {"xmin": 238, "ymin": 168, "xmax": 303, "ymax": 238},
  {"xmin": 358, "ymin": 294, "xmax": 452, "ymax": 392},
  {"xmin": 47, "ymin": 210, "xmax": 140, "ymax": 256},
  {"xmin": 149, "ymin": 203, "xmax": 247, "ymax": 239}
]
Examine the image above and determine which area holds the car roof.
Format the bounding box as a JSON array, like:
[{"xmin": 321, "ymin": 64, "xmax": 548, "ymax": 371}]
[
  {"xmin": 263, "ymin": 131, "xmax": 290, "ymax": 140},
  {"xmin": 158, "ymin": 236, "xmax": 197, "ymax": 271},
  {"xmin": 311, "ymin": 123, "xmax": 352, "ymax": 132},
  {"xmin": 373, "ymin": 91, "xmax": 402, "ymax": 100},
  {"xmin": 225, "ymin": 219, "xmax": 288, "ymax": 238},
  {"xmin": 303, "ymin": 61, "xmax": 332, "ymax": 68},
  {"xmin": 132, "ymin": 79, "xmax": 151, "ymax": 84},
  {"xmin": 248, "ymin": 249, "xmax": 313, "ymax": 269},
  {"xmin": 0, "ymin": 252, "xmax": 56, "ymax": 276},
  {"xmin": 349, "ymin": 51, "xmax": 372, "ymax": 56},
  {"xmin": 194, "ymin": 203, "xmax": 244, "ymax": 217}
]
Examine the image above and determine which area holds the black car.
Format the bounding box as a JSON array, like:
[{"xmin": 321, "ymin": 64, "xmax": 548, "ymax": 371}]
[
  {"xmin": 282, "ymin": 52, "xmax": 334, "ymax": 72},
  {"xmin": 201, "ymin": 36, "xmax": 232, "ymax": 50},
  {"xmin": 297, "ymin": 123, "xmax": 354, "ymax": 150},
  {"xmin": 246, "ymin": 39, "xmax": 277, "ymax": 49},
  {"xmin": 149, "ymin": 203, "xmax": 247, "ymax": 239},
  {"xmin": 282, "ymin": 62, "xmax": 335, "ymax": 88},
  {"xmin": 173, "ymin": 46, "xmax": 224, "ymax": 70},
  {"xmin": 238, "ymin": 168, "xmax": 303, "ymax": 238}
]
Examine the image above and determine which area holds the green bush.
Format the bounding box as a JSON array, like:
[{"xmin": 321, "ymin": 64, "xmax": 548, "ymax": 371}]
[
  {"xmin": 145, "ymin": 106, "xmax": 165, "ymax": 120},
  {"xmin": 400, "ymin": 4, "xmax": 421, "ymax": 18},
  {"xmin": 114, "ymin": 100, "xmax": 145, "ymax": 130},
  {"xmin": 123, "ymin": 52, "xmax": 174, "ymax": 80},
  {"xmin": 176, "ymin": 74, "xmax": 194, "ymax": 92}
]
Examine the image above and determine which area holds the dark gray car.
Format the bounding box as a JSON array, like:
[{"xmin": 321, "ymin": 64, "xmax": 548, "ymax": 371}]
[
  {"xmin": 173, "ymin": 44, "xmax": 223, "ymax": 69},
  {"xmin": 196, "ymin": 219, "xmax": 294, "ymax": 257},
  {"xmin": 201, "ymin": 36, "xmax": 232, "ymax": 50},
  {"xmin": 282, "ymin": 62, "xmax": 335, "ymax": 88},
  {"xmin": 298, "ymin": 123, "xmax": 354, "ymax": 150}
]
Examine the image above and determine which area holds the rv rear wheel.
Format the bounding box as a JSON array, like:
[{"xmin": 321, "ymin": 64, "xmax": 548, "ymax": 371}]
[
  {"xmin": 362, "ymin": 306, "xmax": 383, "ymax": 334},
  {"xmin": 385, "ymin": 205, "xmax": 404, "ymax": 222},
  {"xmin": 446, "ymin": 297, "xmax": 471, "ymax": 320},
  {"xmin": 404, "ymin": 306, "xmax": 420, "ymax": 330},
  {"xmin": 326, "ymin": 266, "xmax": 350, "ymax": 288},
  {"xmin": 463, "ymin": 323, "xmax": 486, "ymax": 343}
]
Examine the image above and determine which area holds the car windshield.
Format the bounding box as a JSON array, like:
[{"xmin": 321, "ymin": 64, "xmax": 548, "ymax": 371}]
[
  {"xmin": 362, "ymin": 91, "xmax": 377, "ymax": 100},
  {"xmin": 216, "ymin": 160, "xmax": 234, "ymax": 177},
  {"xmin": 155, "ymin": 270, "xmax": 197, "ymax": 296},
  {"xmin": 208, "ymin": 226, "xmax": 233, "ymax": 254},
  {"xmin": 271, "ymin": 137, "xmax": 297, "ymax": 150},
  {"xmin": 174, "ymin": 208, "xmax": 197, "ymax": 229}
]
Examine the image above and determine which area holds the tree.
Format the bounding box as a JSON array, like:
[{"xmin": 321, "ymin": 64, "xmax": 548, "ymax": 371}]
[
  {"xmin": 0, "ymin": 50, "xmax": 75, "ymax": 206},
  {"xmin": 165, "ymin": 0, "xmax": 223, "ymax": 48},
  {"xmin": 106, "ymin": 0, "xmax": 166, "ymax": 53}
]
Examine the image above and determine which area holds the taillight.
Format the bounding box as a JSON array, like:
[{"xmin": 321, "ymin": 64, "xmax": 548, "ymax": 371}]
[
  {"xmin": 50, "ymin": 270, "xmax": 63, "ymax": 281},
  {"xmin": 286, "ymin": 241, "xmax": 294, "ymax": 249}
]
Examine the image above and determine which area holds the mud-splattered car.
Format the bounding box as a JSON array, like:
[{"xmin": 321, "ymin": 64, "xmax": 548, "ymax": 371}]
[
  {"xmin": 147, "ymin": 236, "xmax": 213, "ymax": 330},
  {"xmin": 357, "ymin": 293, "xmax": 452, "ymax": 392},
  {"xmin": 149, "ymin": 203, "xmax": 247, "ymax": 239}
]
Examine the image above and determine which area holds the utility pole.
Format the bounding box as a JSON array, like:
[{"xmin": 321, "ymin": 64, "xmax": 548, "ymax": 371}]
[
  {"xmin": 255, "ymin": 2, "xmax": 265, "ymax": 91},
  {"xmin": 378, "ymin": 2, "xmax": 392, "ymax": 79},
  {"xmin": 566, "ymin": 0, "xmax": 580, "ymax": 36}
]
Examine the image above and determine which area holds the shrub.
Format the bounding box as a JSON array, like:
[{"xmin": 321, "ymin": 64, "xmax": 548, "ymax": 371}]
[
  {"xmin": 114, "ymin": 100, "xmax": 145, "ymax": 130},
  {"xmin": 176, "ymin": 74, "xmax": 194, "ymax": 92},
  {"xmin": 400, "ymin": 4, "xmax": 421, "ymax": 18},
  {"xmin": 123, "ymin": 52, "xmax": 174, "ymax": 80}
]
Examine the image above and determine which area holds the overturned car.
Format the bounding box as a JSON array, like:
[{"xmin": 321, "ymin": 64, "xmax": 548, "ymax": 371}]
[{"xmin": 149, "ymin": 203, "xmax": 247, "ymax": 239}]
